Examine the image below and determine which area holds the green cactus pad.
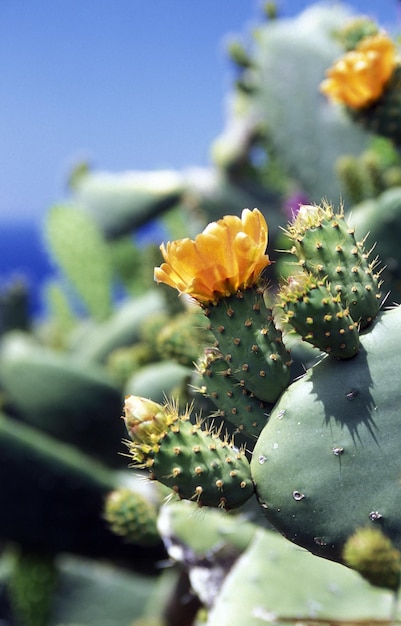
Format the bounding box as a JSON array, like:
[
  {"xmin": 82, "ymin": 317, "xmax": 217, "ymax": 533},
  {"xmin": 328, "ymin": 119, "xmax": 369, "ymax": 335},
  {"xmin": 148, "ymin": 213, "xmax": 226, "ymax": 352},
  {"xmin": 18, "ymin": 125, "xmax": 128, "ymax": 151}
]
[
  {"xmin": 44, "ymin": 204, "xmax": 113, "ymax": 321},
  {"xmin": 195, "ymin": 347, "xmax": 271, "ymax": 438},
  {"xmin": 204, "ymin": 287, "xmax": 291, "ymax": 403},
  {"xmin": 207, "ymin": 528, "xmax": 401, "ymax": 626},
  {"xmin": 347, "ymin": 187, "xmax": 401, "ymax": 303},
  {"xmin": 278, "ymin": 273, "xmax": 360, "ymax": 358},
  {"xmin": 251, "ymin": 305, "xmax": 401, "ymax": 563},
  {"xmin": 149, "ymin": 415, "xmax": 254, "ymax": 510},
  {"xmin": 7, "ymin": 549, "xmax": 58, "ymax": 626},
  {"xmin": 0, "ymin": 332, "xmax": 125, "ymax": 467},
  {"xmin": 286, "ymin": 203, "xmax": 382, "ymax": 328}
]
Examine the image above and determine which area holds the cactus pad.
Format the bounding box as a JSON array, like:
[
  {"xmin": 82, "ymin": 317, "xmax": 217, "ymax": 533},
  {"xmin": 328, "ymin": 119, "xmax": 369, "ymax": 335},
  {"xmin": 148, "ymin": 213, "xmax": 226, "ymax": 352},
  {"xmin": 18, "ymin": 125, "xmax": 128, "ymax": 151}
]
[
  {"xmin": 278, "ymin": 272, "xmax": 360, "ymax": 358},
  {"xmin": 124, "ymin": 397, "xmax": 254, "ymax": 510},
  {"xmin": 204, "ymin": 287, "xmax": 291, "ymax": 403},
  {"xmin": 286, "ymin": 203, "xmax": 382, "ymax": 328},
  {"xmin": 251, "ymin": 305, "xmax": 401, "ymax": 563},
  {"xmin": 195, "ymin": 347, "xmax": 271, "ymax": 439}
]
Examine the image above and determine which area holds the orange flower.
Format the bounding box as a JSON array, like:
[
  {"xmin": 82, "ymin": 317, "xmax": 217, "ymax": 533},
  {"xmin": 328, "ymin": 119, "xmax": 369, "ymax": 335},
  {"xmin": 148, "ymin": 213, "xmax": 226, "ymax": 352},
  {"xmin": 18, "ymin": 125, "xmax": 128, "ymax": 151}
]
[
  {"xmin": 320, "ymin": 33, "xmax": 397, "ymax": 109},
  {"xmin": 154, "ymin": 208, "xmax": 270, "ymax": 304}
]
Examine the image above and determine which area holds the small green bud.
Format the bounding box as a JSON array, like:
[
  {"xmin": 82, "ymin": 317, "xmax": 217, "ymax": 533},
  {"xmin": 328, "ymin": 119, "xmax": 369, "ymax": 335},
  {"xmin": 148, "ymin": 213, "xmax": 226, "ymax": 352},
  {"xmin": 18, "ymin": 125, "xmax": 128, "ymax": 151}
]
[
  {"xmin": 343, "ymin": 526, "xmax": 401, "ymax": 591},
  {"xmin": 104, "ymin": 488, "xmax": 160, "ymax": 545},
  {"xmin": 123, "ymin": 395, "xmax": 179, "ymax": 466}
]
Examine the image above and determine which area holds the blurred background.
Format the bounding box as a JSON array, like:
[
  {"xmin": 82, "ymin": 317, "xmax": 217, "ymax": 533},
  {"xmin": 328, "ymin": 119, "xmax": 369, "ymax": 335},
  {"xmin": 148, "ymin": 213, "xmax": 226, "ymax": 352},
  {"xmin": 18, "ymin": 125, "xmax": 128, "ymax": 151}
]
[
  {"xmin": 2, "ymin": 2, "xmax": 401, "ymax": 625},
  {"xmin": 0, "ymin": 0, "xmax": 399, "ymax": 316}
]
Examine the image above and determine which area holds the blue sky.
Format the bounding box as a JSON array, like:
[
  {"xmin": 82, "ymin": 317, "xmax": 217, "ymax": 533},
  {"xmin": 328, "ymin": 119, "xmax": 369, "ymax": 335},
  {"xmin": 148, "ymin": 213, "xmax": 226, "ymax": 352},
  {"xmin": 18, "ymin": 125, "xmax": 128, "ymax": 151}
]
[{"xmin": 0, "ymin": 0, "xmax": 399, "ymax": 224}]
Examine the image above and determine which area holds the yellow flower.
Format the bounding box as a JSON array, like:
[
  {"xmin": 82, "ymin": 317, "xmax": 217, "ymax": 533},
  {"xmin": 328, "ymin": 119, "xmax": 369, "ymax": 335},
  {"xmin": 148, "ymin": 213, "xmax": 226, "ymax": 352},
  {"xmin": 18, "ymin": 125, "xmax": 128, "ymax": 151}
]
[
  {"xmin": 154, "ymin": 208, "xmax": 270, "ymax": 304},
  {"xmin": 320, "ymin": 33, "xmax": 397, "ymax": 109}
]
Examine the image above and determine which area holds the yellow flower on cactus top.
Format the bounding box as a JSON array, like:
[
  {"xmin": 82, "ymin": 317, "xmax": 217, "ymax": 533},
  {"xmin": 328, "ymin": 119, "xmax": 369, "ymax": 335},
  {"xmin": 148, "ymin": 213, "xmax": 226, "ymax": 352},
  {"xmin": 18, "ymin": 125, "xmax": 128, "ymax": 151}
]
[
  {"xmin": 154, "ymin": 208, "xmax": 270, "ymax": 304},
  {"xmin": 320, "ymin": 33, "xmax": 397, "ymax": 109}
]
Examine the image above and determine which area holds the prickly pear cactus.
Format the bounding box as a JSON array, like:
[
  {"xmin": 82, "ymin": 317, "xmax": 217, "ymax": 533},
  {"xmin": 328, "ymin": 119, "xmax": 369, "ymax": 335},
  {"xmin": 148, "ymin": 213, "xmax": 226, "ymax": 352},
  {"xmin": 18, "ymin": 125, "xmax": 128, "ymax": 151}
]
[
  {"xmin": 213, "ymin": 4, "xmax": 369, "ymax": 204},
  {"xmin": 13, "ymin": 5, "xmax": 401, "ymax": 624},
  {"xmin": 119, "ymin": 197, "xmax": 401, "ymax": 607},
  {"xmin": 251, "ymin": 303, "xmax": 401, "ymax": 563}
]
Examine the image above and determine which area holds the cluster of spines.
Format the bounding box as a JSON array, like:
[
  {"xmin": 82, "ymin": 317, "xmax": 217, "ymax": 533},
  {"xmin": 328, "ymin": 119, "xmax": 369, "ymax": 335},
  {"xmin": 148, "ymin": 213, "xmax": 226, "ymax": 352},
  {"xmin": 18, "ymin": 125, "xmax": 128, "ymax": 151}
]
[
  {"xmin": 195, "ymin": 347, "xmax": 271, "ymax": 439},
  {"xmin": 285, "ymin": 203, "xmax": 382, "ymax": 330},
  {"xmin": 278, "ymin": 273, "xmax": 360, "ymax": 358},
  {"xmin": 203, "ymin": 286, "xmax": 292, "ymax": 404}
]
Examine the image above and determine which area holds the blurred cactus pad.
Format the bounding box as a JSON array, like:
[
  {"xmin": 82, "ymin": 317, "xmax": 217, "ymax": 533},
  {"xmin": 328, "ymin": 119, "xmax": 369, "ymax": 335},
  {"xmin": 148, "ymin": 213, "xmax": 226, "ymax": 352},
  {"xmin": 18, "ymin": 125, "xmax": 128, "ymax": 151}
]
[{"xmin": 3, "ymin": 2, "xmax": 401, "ymax": 626}]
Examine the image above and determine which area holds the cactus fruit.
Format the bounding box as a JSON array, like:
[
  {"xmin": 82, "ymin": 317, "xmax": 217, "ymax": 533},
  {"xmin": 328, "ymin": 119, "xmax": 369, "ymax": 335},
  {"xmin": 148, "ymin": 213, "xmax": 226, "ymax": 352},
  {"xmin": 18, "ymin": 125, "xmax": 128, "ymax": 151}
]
[
  {"xmin": 147, "ymin": 199, "xmax": 401, "ymax": 587},
  {"xmin": 123, "ymin": 396, "xmax": 254, "ymax": 509},
  {"xmin": 285, "ymin": 202, "xmax": 382, "ymax": 328},
  {"xmin": 278, "ymin": 272, "xmax": 360, "ymax": 358},
  {"xmin": 104, "ymin": 487, "xmax": 160, "ymax": 545},
  {"xmin": 343, "ymin": 526, "xmax": 401, "ymax": 592}
]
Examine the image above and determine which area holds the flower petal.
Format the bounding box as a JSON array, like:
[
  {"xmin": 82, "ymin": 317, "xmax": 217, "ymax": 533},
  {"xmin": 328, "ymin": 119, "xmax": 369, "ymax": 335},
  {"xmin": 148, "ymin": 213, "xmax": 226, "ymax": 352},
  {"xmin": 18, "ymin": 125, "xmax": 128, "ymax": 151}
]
[
  {"xmin": 320, "ymin": 33, "xmax": 397, "ymax": 109},
  {"xmin": 154, "ymin": 208, "xmax": 271, "ymax": 304}
]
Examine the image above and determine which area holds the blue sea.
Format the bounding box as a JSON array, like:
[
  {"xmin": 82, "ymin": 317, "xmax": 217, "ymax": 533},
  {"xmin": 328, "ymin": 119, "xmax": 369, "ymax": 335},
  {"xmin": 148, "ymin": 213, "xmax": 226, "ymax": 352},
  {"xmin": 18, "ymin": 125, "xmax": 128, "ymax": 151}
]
[
  {"xmin": 0, "ymin": 218, "xmax": 168, "ymax": 320},
  {"xmin": 0, "ymin": 220, "xmax": 53, "ymax": 317}
]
